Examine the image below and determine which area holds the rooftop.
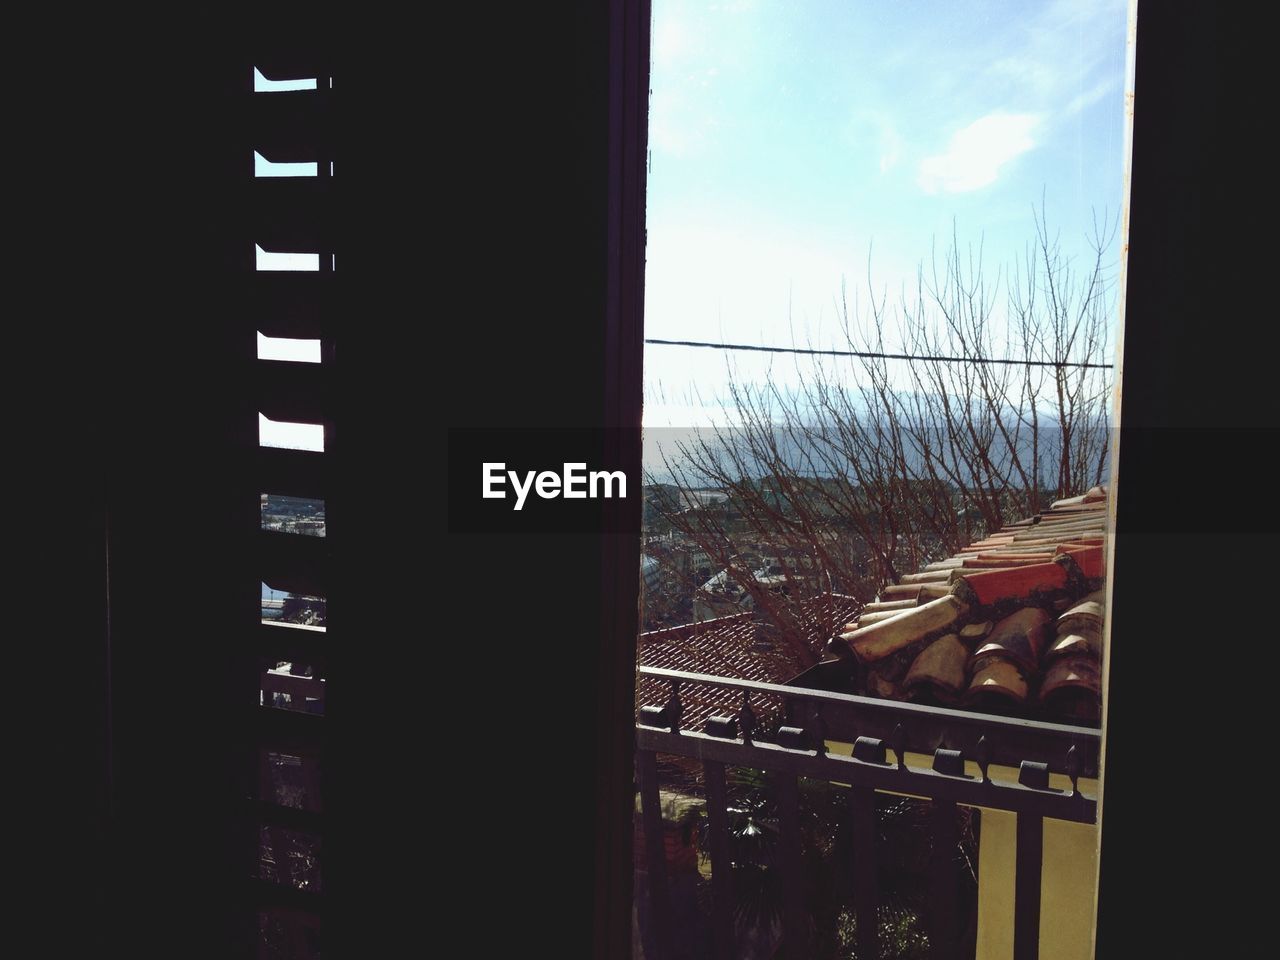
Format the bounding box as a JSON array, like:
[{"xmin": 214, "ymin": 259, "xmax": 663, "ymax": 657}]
[
  {"xmin": 636, "ymin": 593, "xmax": 862, "ymax": 731},
  {"xmin": 813, "ymin": 486, "xmax": 1108, "ymax": 725}
]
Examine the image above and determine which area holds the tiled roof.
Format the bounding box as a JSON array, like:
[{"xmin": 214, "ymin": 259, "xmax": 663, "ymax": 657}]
[
  {"xmin": 636, "ymin": 594, "xmax": 862, "ymax": 731},
  {"xmin": 827, "ymin": 486, "xmax": 1109, "ymax": 725}
]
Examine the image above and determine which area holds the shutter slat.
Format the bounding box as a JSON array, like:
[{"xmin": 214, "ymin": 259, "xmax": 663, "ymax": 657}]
[
  {"xmin": 257, "ymin": 622, "xmax": 328, "ymax": 667},
  {"xmin": 256, "ymin": 704, "xmax": 325, "ymax": 745},
  {"xmin": 261, "ymin": 670, "xmax": 325, "ymax": 703},
  {"xmin": 248, "ymin": 876, "xmax": 325, "ymax": 912},
  {"xmin": 253, "ymin": 142, "xmax": 321, "ymax": 165},
  {"xmin": 252, "ymin": 54, "xmax": 329, "ymax": 81},
  {"xmin": 258, "ymin": 447, "xmax": 326, "ymax": 500},
  {"xmin": 260, "ymin": 529, "xmax": 329, "ymax": 597},
  {"xmin": 249, "ymin": 94, "xmax": 326, "ymax": 157},
  {"xmin": 248, "ymin": 274, "xmax": 332, "ymax": 340},
  {"xmin": 254, "ymin": 798, "xmax": 324, "ymax": 835},
  {"xmin": 258, "ymin": 360, "xmax": 327, "ymax": 423},
  {"xmin": 252, "ymin": 178, "xmax": 332, "ymax": 250}
]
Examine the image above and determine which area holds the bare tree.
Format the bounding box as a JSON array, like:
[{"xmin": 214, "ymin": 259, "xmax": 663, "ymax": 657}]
[{"xmin": 644, "ymin": 210, "xmax": 1117, "ymax": 665}]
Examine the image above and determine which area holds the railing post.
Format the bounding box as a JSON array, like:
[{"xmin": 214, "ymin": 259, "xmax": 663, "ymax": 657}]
[
  {"xmin": 850, "ymin": 785, "xmax": 878, "ymax": 960},
  {"xmin": 702, "ymin": 760, "xmax": 735, "ymax": 960},
  {"xmin": 776, "ymin": 775, "xmax": 807, "ymax": 959},
  {"xmin": 1014, "ymin": 813, "xmax": 1044, "ymax": 960},
  {"xmin": 635, "ymin": 668, "xmax": 1102, "ymax": 960},
  {"xmin": 637, "ymin": 749, "xmax": 672, "ymax": 960},
  {"xmin": 929, "ymin": 798, "xmax": 960, "ymax": 960}
]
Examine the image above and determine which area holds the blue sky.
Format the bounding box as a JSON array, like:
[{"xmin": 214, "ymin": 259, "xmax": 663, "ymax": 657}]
[{"xmin": 643, "ymin": 0, "xmax": 1133, "ymax": 428}]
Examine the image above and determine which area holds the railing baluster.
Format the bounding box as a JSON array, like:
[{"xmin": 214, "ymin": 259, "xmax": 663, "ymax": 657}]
[
  {"xmin": 776, "ymin": 774, "xmax": 807, "ymax": 959},
  {"xmin": 1014, "ymin": 813, "xmax": 1044, "ymax": 960},
  {"xmin": 633, "ymin": 667, "xmax": 1102, "ymax": 960},
  {"xmin": 637, "ymin": 750, "xmax": 672, "ymax": 960},
  {"xmin": 974, "ymin": 736, "xmax": 990, "ymax": 784},
  {"xmin": 738, "ymin": 690, "xmax": 757, "ymax": 746},
  {"xmin": 703, "ymin": 760, "xmax": 735, "ymax": 960},
  {"xmin": 929, "ymin": 798, "xmax": 959, "ymax": 960},
  {"xmin": 850, "ymin": 785, "xmax": 878, "ymax": 960},
  {"xmin": 665, "ymin": 678, "xmax": 684, "ymax": 733}
]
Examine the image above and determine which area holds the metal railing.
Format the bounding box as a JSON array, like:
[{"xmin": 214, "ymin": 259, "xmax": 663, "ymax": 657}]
[{"xmin": 636, "ymin": 666, "xmax": 1101, "ymax": 960}]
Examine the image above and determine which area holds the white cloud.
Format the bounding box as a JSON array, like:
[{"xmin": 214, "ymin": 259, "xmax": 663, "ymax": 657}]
[
  {"xmin": 987, "ymin": 56, "xmax": 1058, "ymax": 97},
  {"xmin": 257, "ymin": 332, "xmax": 321, "ymax": 364},
  {"xmin": 648, "ymin": 88, "xmax": 691, "ymax": 157},
  {"xmin": 878, "ymin": 123, "xmax": 904, "ymax": 174},
  {"xmin": 259, "ymin": 413, "xmax": 324, "ymax": 452},
  {"xmin": 1066, "ymin": 77, "xmax": 1120, "ymax": 116},
  {"xmin": 651, "ymin": 17, "xmax": 690, "ymax": 70},
  {"xmin": 917, "ymin": 113, "xmax": 1042, "ymax": 194}
]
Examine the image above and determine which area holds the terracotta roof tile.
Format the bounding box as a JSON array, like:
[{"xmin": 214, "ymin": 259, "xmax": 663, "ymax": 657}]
[
  {"xmin": 971, "ymin": 553, "xmax": 1057, "ymax": 566},
  {"xmin": 900, "ymin": 570, "xmax": 954, "ymax": 584},
  {"xmin": 902, "ymin": 633, "xmax": 968, "ymax": 699},
  {"xmin": 956, "ymin": 561, "xmax": 1069, "ymax": 605},
  {"xmin": 862, "ymin": 598, "xmax": 921, "ymax": 614},
  {"xmin": 1056, "ymin": 593, "xmax": 1105, "ymax": 633},
  {"xmin": 1040, "ymin": 656, "xmax": 1102, "ymax": 703},
  {"xmin": 852, "ymin": 609, "xmax": 914, "ymax": 627},
  {"xmin": 1055, "ymin": 543, "xmax": 1105, "ymax": 579},
  {"xmin": 966, "ymin": 659, "xmax": 1029, "ymax": 705},
  {"xmin": 636, "ymin": 595, "xmax": 861, "ymax": 731},
  {"xmin": 973, "ymin": 607, "xmax": 1051, "ymax": 675},
  {"xmin": 839, "ymin": 594, "xmax": 969, "ymax": 663},
  {"xmin": 820, "ymin": 490, "xmax": 1110, "ymax": 725},
  {"xmin": 1049, "ymin": 630, "xmax": 1102, "ymax": 660},
  {"xmin": 1047, "ymin": 487, "xmax": 1106, "ymax": 508},
  {"xmin": 640, "ymin": 493, "xmax": 1109, "ymax": 729}
]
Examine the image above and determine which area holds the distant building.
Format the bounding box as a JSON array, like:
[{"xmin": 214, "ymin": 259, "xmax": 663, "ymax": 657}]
[
  {"xmin": 636, "ymin": 593, "xmax": 861, "ymax": 737},
  {"xmin": 640, "ymin": 554, "xmax": 661, "ymax": 592}
]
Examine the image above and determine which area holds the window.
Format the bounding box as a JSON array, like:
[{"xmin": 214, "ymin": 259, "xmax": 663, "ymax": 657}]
[
  {"xmin": 248, "ymin": 54, "xmax": 333, "ymax": 960},
  {"xmin": 635, "ymin": 3, "xmax": 1132, "ymax": 958}
]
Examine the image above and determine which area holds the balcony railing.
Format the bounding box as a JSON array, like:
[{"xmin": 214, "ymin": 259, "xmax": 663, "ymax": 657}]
[{"xmin": 635, "ymin": 666, "xmax": 1101, "ymax": 960}]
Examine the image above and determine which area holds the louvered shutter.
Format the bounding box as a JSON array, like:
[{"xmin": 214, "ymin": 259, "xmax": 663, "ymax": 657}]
[{"xmin": 241, "ymin": 49, "xmax": 333, "ymax": 960}]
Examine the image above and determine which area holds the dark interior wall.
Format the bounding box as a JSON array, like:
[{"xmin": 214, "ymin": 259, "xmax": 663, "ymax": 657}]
[
  {"xmin": 333, "ymin": 5, "xmax": 631, "ymax": 957},
  {"xmin": 76, "ymin": 7, "xmax": 631, "ymax": 956},
  {"xmin": 1099, "ymin": 3, "xmax": 1276, "ymax": 955},
  {"xmin": 90, "ymin": 38, "xmax": 252, "ymax": 958},
  {"xmin": 33, "ymin": 2, "xmax": 1277, "ymax": 956}
]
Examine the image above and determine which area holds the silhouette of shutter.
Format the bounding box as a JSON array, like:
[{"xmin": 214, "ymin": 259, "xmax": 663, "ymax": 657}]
[{"xmin": 243, "ymin": 49, "xmax": 333, "ymax": 960}]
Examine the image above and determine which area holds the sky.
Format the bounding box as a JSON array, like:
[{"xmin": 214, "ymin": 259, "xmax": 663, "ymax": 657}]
[
  {"xmin": 254, "ymin": 69, "xmax": 329, "ymax": 451},
  {"xmin": 642, "ymin": 0, "xmax": 1133, "ymax": 431},
  {"xmin": 249, "ymin": 11, "xmax": 1134, "ymax": 457}
]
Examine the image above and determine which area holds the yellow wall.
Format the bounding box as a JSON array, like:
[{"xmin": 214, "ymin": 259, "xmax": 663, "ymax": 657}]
[
  {"xmin": 972, "ymin": 774, "xmax": 1099, "ymax": 960},
  {"xmin": 825, "ymin": 742, "xmax": 1100, "ymax": 960}
]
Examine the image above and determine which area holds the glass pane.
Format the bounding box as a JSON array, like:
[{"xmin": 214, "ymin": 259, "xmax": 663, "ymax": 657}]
[
  {"xmin": 259, "ymin": 413, "xmax": 324, "ymax": 452},
  {"xmin": 253, "ymin": 68, "xmax": 317, "ymax": 93},
  {"xmin": 254, "ymin": 151, "xmax": 318, "ymax": 178},
  {"xmin": 261, "ymin": 494, "xmax": 326, "ymax": 537},
  {"xmin": 256, "ymin": 245, "xmax": 319, "ymax": 272},
  {"xmin": 261, "ymin": 581, "xmax": 326, "ymax": 630},
  {"xmin": 257, "ymin": 332, "xmax": 322, "ymax": 363}
]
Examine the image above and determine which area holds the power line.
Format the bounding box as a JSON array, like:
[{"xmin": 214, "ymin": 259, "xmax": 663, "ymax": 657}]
[{"xmin": 644, "ymin": 338, "xmax": 1114, "ymax": 370}]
